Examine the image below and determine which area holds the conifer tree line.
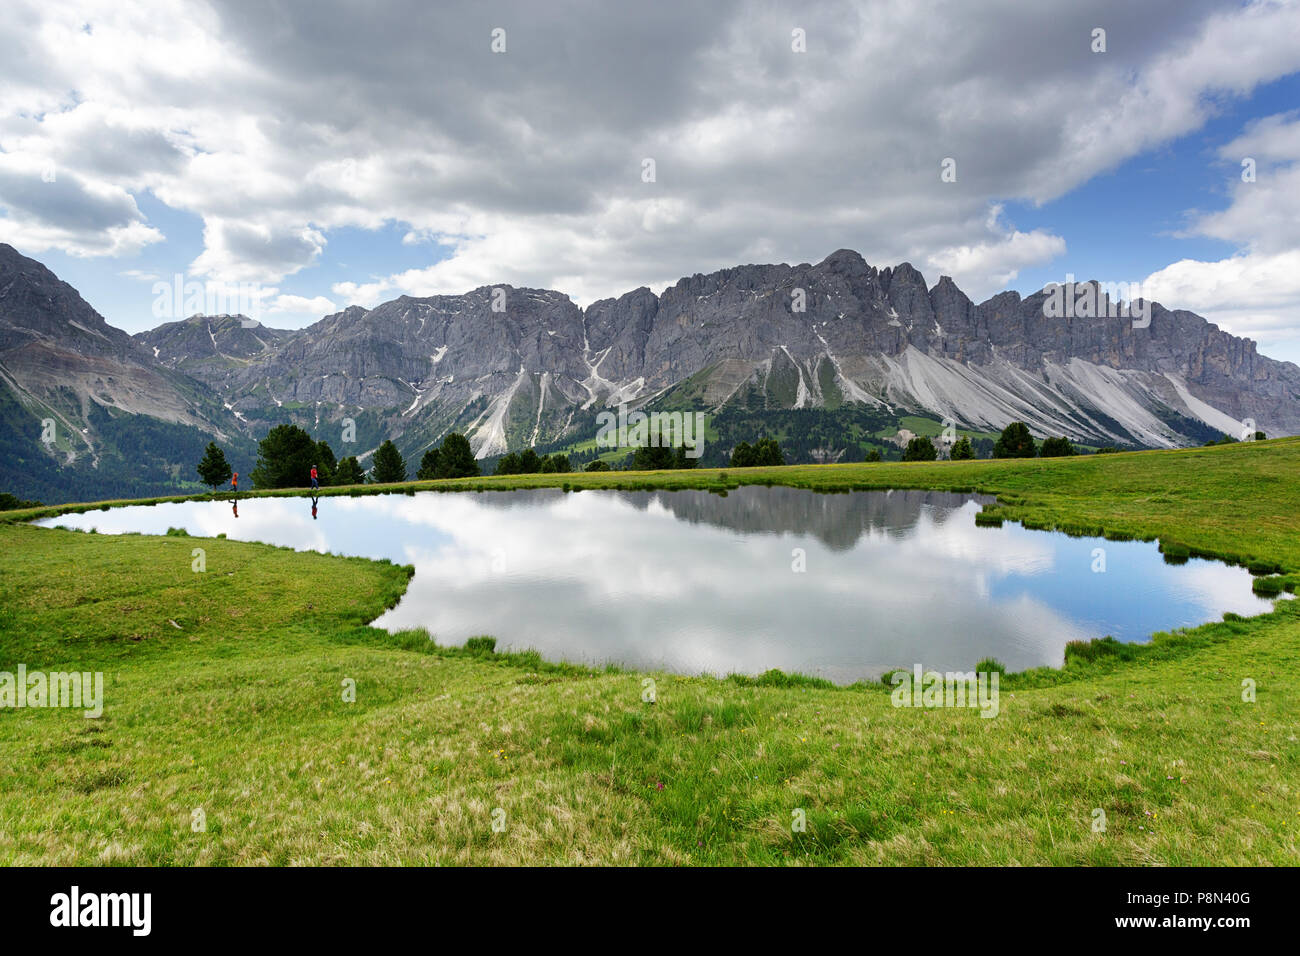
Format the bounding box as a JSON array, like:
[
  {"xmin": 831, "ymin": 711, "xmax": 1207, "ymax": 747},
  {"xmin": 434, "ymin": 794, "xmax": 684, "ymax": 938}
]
[
  {"xmin": 196, "ymin": 425, "xmax": 478, "ymax": 490},
  {"xmin": 197, "ymin": 417, "xmax": 1126, "ymax": 493}
]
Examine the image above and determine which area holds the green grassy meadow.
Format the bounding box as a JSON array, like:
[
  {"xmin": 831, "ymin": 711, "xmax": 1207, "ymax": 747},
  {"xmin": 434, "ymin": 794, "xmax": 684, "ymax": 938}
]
[{"xmin": 1, "ymin": 439, "xmax": 1298, "ymax": 864}]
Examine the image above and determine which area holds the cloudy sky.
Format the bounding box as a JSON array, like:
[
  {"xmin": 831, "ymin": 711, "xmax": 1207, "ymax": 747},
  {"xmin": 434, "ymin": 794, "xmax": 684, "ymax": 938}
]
[{"xmin": 3, "ymin": 0, "xmax": 1300, "ymax": 363}]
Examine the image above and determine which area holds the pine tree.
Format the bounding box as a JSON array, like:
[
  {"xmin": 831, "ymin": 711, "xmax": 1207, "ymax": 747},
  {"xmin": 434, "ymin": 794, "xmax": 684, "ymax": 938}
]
[
  {"xmin": 437, "ymin": 433, "xmax": 480, "ymax": 478},
  {"xmin": 372, "ymin": 440, "xmax": 407, "ymax": 483},
  {"xmin": 903, "ymin": 436, "xmax": 938, "ymax": 461},
  {"xmin": 250, "ymin": 424, "xmax": 318, "ymax": 488},
  {"xmin": 753, "ymin": 437, "xmax": 785, "ymax": 466},
  {"xmin": 1039, "ymin": 436, "xmax": 1075, "ymax": 457},
  {"xmin": 632, "ymin": 444, "xmax": 674, "ymax": 470},
  {"xmin": 993, "ymin": 422, "xmax": 1037, "ymax": 459},
  {"xmin": 196, "ymin": 442, "xmax": 232, "ymax": 492},
  {"xmin": 417, "ymin": 447, "xmax": 442, "ymax": 480},
  {"xmin": 334, "ymin": 456, "xmax": 367, "ymax": 485},
  {"xmin": 517, "ymin": 448, "xmax": 541, "ymax": 473}
]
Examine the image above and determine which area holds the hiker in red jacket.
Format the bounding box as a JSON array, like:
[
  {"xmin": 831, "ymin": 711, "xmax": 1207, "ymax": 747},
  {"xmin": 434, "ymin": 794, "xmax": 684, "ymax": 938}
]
[
  {"xmin": 310, "ymin": 464, "xmax": 319, "ymax": 490},
  {"xmin": 230, "ymin": 472, "xmax": 238, "ymax": 493}
]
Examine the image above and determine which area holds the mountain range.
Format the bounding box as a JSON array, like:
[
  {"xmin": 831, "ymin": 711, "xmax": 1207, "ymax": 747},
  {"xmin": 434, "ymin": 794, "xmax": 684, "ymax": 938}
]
[{"xmin": 2, "ymin": 242, "xmax": 1297, "ymax": 502}]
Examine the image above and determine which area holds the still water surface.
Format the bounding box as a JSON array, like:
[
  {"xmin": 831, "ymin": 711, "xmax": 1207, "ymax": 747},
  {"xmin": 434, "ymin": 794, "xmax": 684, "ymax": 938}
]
[{"xmin": 38, "ymin": 487, "xmax": 1276, "ymax": 683}]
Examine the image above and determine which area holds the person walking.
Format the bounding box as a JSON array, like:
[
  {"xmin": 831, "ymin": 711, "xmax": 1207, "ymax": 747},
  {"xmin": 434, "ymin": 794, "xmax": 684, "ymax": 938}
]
[
  {"xmin": 310, "ymin": 464, "xmax": 319, "ymax": 490},
  {"xmin": 230, "ymin": 471, "xmax": 238, "ymax": 493}
]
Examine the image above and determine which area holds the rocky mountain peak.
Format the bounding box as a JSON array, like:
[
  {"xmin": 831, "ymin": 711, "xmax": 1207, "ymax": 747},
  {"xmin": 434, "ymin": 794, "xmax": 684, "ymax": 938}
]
[{"xmin": 7, "ymin": 244, "xmax": 1298, "ymax": 474}]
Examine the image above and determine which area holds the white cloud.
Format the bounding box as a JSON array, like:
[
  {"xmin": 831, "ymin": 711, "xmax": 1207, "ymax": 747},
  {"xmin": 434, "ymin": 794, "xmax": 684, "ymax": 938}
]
[
  {"xmin": 925, "ymin": 206, "xmax": 1067, "ymax": 299},
  {"xmin": 1143, "ymin": 250, "xmax": 1300, "ymax": 346},
  {"xmin": 0, "ymin": 152, "xmax": 164, "ymax": 256},
  {"xmin": 2, "ymin": 0, "xmax": 1300, "ymax": 327},
  {"xmin": 1187, "ymin": 114, "xmax": 1300, "ymax": 253},
  {"xmin": 269, "ymin": 293, "xmax": 337, "ymax": 316},
  {"xmin": 190, "ymin": 220, "xmax": 327, "ymax": 284},
  {"xmin": 1140, "ymin": 110, "xmax": 1300, "ymax": 359},
  {"xmin": 330, "ymin": 278, "xmax": 396, "ymax": 310}
]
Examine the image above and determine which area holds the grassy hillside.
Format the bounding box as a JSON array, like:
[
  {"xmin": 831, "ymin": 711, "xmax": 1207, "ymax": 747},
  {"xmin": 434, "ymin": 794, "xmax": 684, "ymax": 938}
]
[
  {"xmin": 1, "ymin": 439, "xmax": 1297, "ymax": 864},
  {"xmin": 0, "ymin": 381, "xmax": 260, "ymax": 505}
]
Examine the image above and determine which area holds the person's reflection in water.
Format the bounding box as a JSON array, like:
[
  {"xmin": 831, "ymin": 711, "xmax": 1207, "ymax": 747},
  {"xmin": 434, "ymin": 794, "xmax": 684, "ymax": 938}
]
[
  {"xmin": 310, "ymin": 495, "xmax": 319, "ymax": 520},
  {"xmin": 232, "ymin": 500, "xmax": 238, "ymax": 519}
]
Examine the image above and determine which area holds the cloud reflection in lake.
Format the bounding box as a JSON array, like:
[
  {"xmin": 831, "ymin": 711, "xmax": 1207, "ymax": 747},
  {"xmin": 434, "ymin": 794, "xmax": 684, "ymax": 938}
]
[{"xmin": 39, "ymin": 487, "xmax": 1277, "ymax": 683}]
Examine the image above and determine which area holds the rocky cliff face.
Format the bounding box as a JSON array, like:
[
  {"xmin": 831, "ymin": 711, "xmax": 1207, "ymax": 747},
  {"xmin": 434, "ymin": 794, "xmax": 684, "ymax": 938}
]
[
  {"xmin": 575, "ymin": 249, "xmax": 1300, "ymax": 448},
  {"xmin": 7, "ymin": 243, "xmax": 1295, "ymax": 471},
  {"xmin": 137, "ymin": 314, "xmax": 297, "ymax": 379},
  {"xmin": 139, "ymin": 249, "xmax": 1300, "ymax": 456},
  {"xmin": 163, "ymin": 289, "xmax": 599, "ymax": 457},
  {"xmin": 0, "ymin": 243, "xmax": 244, "ymax": 466}
]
